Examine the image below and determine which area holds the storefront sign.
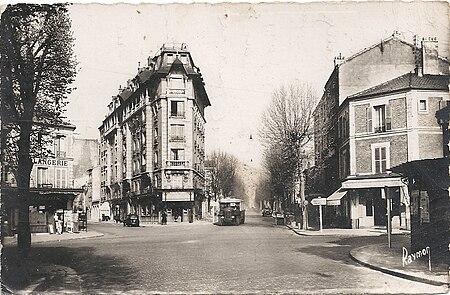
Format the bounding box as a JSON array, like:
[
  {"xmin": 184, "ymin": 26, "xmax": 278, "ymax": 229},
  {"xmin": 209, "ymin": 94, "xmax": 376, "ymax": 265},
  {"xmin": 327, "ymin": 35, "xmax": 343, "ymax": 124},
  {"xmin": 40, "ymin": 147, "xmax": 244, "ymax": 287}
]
[{"xmin": 33, "ymin": 158, "xmax": 68, "ymax": 166}]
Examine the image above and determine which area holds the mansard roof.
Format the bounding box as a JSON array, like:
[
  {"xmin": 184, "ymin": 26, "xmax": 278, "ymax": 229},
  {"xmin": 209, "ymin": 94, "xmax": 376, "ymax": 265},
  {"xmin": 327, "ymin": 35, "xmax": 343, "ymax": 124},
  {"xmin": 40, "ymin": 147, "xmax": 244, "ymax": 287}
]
[{"xmin": 348, "ymin": 73, "xmax": 449, "ymax": 99}]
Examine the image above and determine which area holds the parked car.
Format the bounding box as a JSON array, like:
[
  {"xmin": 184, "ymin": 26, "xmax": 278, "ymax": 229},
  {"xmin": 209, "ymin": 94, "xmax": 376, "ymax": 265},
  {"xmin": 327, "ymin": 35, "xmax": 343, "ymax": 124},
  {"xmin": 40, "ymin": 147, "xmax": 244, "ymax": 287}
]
[
  {"xmin": 123, "ymin": 214, "xmax": 139, "ymax": 227},
  {"xmin": 262, "ymin": 208, "xmax": 272, "ymax": 217}
]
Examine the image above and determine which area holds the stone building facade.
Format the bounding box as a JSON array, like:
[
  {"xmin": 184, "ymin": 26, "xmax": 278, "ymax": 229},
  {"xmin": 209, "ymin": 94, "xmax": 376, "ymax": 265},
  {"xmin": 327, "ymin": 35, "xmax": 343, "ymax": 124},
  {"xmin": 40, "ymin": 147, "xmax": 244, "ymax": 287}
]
[
  {"xmin": 311, "ymin": 33, "xmax": 450, "ymax": 228},
  {"xmin": 2, "ymin": 124, "xmax": 84, "ymax": 234},
  {"xmin": 99, "ymin": 43, "xmax": 210, "ymax": 223}
]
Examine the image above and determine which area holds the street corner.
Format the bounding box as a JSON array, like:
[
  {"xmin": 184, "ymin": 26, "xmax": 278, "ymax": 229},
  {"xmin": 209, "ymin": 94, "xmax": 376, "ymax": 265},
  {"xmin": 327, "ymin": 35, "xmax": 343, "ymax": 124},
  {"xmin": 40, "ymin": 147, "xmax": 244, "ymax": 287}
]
[{"xmin": 349, "ymin": 244, "xmax": 449, "ymax": 287}]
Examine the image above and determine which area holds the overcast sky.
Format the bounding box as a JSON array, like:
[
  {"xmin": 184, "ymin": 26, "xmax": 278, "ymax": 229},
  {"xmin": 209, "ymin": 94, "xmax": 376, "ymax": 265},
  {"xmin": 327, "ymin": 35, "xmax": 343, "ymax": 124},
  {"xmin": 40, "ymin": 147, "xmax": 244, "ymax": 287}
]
[{"xmin": 65, "ymin": 1, "xmax": 449, "ymax": 167}]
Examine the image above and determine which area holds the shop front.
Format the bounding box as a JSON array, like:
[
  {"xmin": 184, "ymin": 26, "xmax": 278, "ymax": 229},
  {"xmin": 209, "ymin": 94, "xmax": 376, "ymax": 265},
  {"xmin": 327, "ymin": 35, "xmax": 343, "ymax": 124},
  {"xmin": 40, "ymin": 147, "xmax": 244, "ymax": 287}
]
[
  {"xmin": 325, "ymin": 175, "xmax": 408, "ymax": 229},
  {"xmin": 2, "ymin": 187, "xmax": 81, "ymax": 235}
]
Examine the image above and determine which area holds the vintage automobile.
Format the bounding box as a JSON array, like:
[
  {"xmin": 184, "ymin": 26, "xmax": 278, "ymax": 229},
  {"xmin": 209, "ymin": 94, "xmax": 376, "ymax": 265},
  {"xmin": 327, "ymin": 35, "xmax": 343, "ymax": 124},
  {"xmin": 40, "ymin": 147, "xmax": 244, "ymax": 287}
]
[
  {"xmin": 262, "ymin": 208, "xmax": 272, "ymax": 217},
  {"xmin": 123, "ymin": 214, "xmax": 140, "ymax": 227},
  {"xmin": 217, "ymin": 198, "xmax": 245, "ymax": 226}
]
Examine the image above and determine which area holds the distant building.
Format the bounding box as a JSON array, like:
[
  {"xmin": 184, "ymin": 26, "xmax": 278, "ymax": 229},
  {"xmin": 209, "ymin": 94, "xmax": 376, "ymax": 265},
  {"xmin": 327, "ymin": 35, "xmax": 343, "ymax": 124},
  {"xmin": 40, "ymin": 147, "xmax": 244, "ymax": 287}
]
[
  {"xmin": 2, "ymin": 124, "xmax": 84, "ymax": 234},
  {"xmin": 311, "ymin": 33, "xmax": 450, "ymax": 229},
  {"xmin": 72, "ymin": 138, "xmax": 100, "ymax": 221},
  {"xmin": 99, "ymin": 43, "xmax": 210, "ymax": 224}
]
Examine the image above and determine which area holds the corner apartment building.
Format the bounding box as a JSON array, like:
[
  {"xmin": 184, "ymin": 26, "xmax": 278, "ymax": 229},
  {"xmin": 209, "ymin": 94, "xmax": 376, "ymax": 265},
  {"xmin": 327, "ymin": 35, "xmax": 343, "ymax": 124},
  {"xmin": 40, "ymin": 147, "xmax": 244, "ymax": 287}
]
[
  {"xmin": 311, "ymin": 33, "xmax": 450, "ymax": 229},
  {"xmin": 2, "ymin": 124, "xmax": 83, "ymax": 234},
  {"xmin": 99, "ymin": 43, "xmax": 210, "ymax": 223}
]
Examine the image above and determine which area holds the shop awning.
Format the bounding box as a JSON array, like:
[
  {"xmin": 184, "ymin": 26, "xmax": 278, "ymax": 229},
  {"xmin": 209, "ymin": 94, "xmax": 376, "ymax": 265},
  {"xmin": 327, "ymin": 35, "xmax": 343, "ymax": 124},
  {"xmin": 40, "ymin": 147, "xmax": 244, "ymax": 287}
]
[
  {"xmin": 326, "ymin": 189, "xmax": 347, "ymax": 206},
  {"xmin": 341, "ymin": 176, "xmax": 403, "ymax": 189}
]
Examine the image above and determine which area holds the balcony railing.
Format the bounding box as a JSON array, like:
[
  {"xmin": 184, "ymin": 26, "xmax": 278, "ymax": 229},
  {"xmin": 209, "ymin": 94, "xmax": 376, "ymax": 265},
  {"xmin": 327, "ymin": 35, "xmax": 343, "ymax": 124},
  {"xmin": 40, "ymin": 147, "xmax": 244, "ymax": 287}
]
[
  {"xmin": 56, "ymin": 151, "xmax": 66, "ymax": 157},
  {"xmin": 168, "ymin": 89, "xmax": 185, "ymax": 95},
  {"xmin": 374, "ymin": 123, "xmax": 391, "ymax": 133},
  {"xmin": 169, "ymin": 135, "xmax": 186, "ymax": 142},
  {"xmin": 169, "ymin": 112, "xmax": 185, "ymax": 119},
  {"xmin": 166, "ymin": 160, "xmax": 189, "ymax": 167}
]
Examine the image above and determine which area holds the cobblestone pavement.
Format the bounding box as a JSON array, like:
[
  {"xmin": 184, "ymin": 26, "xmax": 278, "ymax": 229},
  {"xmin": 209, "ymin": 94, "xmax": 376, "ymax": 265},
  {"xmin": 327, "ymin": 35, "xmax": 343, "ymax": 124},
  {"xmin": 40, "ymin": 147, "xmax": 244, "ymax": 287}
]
[{"xmin": 2, "ymin": 210, "xmax": 448, "ymax": 294}]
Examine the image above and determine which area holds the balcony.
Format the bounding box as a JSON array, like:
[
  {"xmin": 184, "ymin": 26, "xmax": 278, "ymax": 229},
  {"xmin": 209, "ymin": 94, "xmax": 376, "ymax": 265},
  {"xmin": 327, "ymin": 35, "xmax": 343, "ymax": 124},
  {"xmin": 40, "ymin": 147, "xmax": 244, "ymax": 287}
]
[
  {"xmin": 166, "ymin": 160, "xmax": 189, "ymax": 167},
  {"xmin": 374, "ymin": 123, "xmax": 391, "ymax": 133},
  {"xmin": 169, "ymin": 135, "xmax": 186, "ymax": 142},
  {"xmin": 169, "ymin": 112, "xmax": 185, "ymax": 119},
  {"xmin": 37, "ymin": 183, "xmax": 53, "ymax": 189},
  {"xmin": 56, "ymin": 151, "xmax": 66, "ymax": 158},
  {"xmin": 168, "ymin": 89, "xmax": 185, "ymax": 95}
]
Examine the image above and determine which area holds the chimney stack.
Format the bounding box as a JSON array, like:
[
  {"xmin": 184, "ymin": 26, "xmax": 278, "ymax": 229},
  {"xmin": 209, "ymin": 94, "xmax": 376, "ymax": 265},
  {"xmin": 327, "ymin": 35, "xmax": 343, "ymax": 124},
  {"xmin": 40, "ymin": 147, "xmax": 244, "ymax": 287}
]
[
  {"xmin": 334, "ymin": 53, "xmax": 345, "ymax": 67},
  {"xmin": 421, "ymin": 37, "xmax": 439, "ymax": 75}
]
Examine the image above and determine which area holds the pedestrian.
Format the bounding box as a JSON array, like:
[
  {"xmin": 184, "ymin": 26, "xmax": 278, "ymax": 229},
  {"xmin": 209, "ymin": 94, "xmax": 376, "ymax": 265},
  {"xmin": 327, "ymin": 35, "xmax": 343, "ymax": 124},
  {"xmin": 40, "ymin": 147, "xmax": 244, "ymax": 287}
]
[
  {"xmin": 55, "ymin": 213, "xmax": 63, "ymax": 234},
  {"xmin": 161, "ymin": 210, "xmax": 167, "ymax": 225}
]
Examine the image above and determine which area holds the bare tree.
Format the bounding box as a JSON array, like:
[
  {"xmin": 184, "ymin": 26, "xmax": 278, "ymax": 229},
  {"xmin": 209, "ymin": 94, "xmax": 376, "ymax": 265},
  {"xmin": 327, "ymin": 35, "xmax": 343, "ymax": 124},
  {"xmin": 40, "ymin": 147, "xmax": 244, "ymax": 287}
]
[
  {"xmin": 0, "ymin": 4, "xmax": 77, "ymax": 280},
  {"xmin": 254, "ymin": 172, "xmax": 273, "ymax": 209},
  {"xmin": 259, "ymin": 83, "xmax": 318, "ymax": 226},
  {"xmin": 208, "ymin": 151, "xmax": 241, "ymax": 200}
]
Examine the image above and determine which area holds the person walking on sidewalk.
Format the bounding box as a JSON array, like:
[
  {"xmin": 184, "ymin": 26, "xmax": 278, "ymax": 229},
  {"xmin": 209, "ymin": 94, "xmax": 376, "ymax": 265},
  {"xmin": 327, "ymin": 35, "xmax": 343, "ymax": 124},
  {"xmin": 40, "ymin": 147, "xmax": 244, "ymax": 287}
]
[
  {"xmin": 161, "ymin": 210, "xmax": 167, "ymax": 225},
  {"xmin": 54, "ymin": 213, "xmax": 63, "ymax": 234}
]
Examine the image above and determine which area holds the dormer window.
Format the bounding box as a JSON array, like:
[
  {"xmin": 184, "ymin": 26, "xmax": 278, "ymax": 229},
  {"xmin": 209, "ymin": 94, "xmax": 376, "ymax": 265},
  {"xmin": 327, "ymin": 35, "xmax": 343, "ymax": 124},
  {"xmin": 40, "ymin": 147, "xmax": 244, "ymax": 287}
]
[
  {"xmin": 166, "ymin": 53, "xmax": 175, "ymax": 65},
  {"xmin": 169, "ymin": 76, "xmax": 184, "ymax": 89},
  {"xmin": 180, "ymin": 54, "xmax": 188, "ymax": 64}
]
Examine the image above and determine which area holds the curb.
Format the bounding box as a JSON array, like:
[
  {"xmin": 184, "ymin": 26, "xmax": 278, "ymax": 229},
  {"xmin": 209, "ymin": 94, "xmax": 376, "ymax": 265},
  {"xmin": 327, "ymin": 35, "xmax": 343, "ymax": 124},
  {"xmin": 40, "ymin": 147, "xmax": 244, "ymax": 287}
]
[
  {"xmin": 285, "ymin": 224, "xmax": 310, "ymax": 236},
  {"xmin": 32, "ymin": 232, "xmax": 105, "ymax": 244},
  {"xmin": 349, "ymin": 247, "xmax": 449, "ymax": 287},
  {"xmin": 3, "ymin": 232, "xmax": 104, "ymax": 246}
]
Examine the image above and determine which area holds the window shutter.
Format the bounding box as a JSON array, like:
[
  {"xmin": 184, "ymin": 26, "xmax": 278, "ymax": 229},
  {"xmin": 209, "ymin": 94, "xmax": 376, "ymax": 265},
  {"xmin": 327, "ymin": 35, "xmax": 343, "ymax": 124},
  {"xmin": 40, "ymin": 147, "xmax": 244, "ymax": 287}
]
[
  {"xmin": 366, "ymin": 107, "xmax": 372, "ymax": 133},
  {"xmin": 385, "ymin": 103, "xmax": 392, "ymax": 131}
]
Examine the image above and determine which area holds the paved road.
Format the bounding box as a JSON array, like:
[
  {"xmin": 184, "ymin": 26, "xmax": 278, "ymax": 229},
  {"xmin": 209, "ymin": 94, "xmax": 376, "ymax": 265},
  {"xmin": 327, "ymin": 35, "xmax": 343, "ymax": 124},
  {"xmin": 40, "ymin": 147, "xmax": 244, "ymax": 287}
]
[{"xmin": 13, "ymin": 210, "xmax": 448, "ymax": 294}]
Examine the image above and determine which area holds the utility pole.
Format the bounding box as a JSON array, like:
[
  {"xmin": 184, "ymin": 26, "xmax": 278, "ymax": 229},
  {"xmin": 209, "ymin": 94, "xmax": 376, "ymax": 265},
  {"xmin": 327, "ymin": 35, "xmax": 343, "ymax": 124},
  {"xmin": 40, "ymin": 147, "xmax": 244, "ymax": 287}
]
[{"xmin": 384, "ymin": 186, "xmax": 392, "ymax": 248}]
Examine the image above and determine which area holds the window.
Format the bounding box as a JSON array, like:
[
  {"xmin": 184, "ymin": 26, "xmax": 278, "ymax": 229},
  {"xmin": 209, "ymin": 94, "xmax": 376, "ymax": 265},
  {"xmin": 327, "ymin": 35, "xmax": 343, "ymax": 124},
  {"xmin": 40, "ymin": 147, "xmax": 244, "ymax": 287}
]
[
  {"xmin": 55, "ymin": 168, "xmax": 67, "ymax": 188},
  {"xmin": 171, "ymin": 149, "xmax": 185, "ymax": 161},
  {"xmin": 166, "ymin": 53, "xmax": 175, "ymax": 65},
  {"xmin": 339, "ymin": 148, "xmax": 350, "ymax": 178},
  {"xmin": 373, "ymin": 104, "xmax": 391, "ymax": 133},
  {"xmin": 170, "ymin": 101, "xmax": 185, "ymax": 117},
  {"xmin": 169, "ymin": 77, "xmax": 184, "ymax": 89},
  {"xmin": 54, "ymin": 136, "xmax": 66, "ymax": 157},
  {"xmin": 37, "ymin": 167, "xmax": 48, "ymax": 187},
  {"xmin": 170, "ymin": 124, "xmax": 185, "ymax": 141},
  {"xmin": 418, "ymin": 99, "xmax": 427, "ymax": 112},
  {"xmin": 372, "ymin": 144, "xmax": 389, "ymax": 174}
]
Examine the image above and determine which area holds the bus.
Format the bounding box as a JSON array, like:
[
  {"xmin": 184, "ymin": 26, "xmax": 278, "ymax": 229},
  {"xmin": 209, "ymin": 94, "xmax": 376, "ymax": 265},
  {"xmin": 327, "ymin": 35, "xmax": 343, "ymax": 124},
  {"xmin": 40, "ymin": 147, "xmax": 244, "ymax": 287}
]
[{"xmin": 216, "ymin": 198, "xmax": 245, "ymax": 226}]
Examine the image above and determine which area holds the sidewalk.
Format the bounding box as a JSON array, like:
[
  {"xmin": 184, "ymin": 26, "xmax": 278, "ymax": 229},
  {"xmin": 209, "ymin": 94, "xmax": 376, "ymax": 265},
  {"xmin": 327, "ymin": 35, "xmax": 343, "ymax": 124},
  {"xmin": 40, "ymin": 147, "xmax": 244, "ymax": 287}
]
[
  {"xmin": 3, "ymin": 230, "xmax": 104, "ymax": 246},
  {"xmin": 350, "ymin": 243, "xmax": 448, "ymax": 287},
  {"xmin": 286, "ymin": 224, "xmax": 449, "ymax": 287},
  {"xmin": 286, "ymin": 223, "xmax": 409, "ymax": 237},
  {"xmin": 2, "ymin": 231, "xmax": 103, "ymax": 294}
]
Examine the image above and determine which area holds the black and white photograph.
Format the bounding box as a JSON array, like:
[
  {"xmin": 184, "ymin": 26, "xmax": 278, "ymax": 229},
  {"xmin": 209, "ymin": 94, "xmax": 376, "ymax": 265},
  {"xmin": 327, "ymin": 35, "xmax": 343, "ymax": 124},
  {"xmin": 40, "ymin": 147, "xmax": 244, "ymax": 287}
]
[{"xmin": 1, "ymin": 1, "xmax": 449, "ymax": 294}]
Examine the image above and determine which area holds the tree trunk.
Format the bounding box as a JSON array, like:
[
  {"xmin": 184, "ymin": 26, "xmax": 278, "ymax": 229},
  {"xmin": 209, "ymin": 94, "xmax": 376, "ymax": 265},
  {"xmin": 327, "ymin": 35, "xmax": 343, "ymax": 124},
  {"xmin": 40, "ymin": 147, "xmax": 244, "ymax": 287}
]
[
  {"xmin": 299, "ymin": 171, "xmax": 308, "ymax": 230},
  {"xmin": 16, "ymin": 117, "xmax": 34, "ymax": 283}
]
